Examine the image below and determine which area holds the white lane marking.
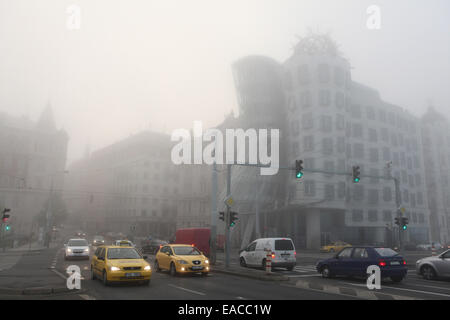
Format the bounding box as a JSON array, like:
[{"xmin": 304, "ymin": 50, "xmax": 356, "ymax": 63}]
[
  {"xmin": 79, "ymin": 294, "xmax": 96, "ymax": 300},
  {"xmin": 168, "ymin": 284, "xmax": 206, "ymax": 296},
  {"xmin": 236, "ymin": 296, "xmax": 247, "ymax": 300},
  {"xmin": 52, "ymin": 269, "xmax": 68, "ymax": 280},
  {"xmin": 343, "ymin": 282, "xmax": 450, "ymax": 298},
  {"xmin": 288, "ymin": 274, "xmax": 322, "ymax": 278}
]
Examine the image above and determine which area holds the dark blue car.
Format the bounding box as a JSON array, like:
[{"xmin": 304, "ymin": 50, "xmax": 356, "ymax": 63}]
[{"xmin": 316, "ymin": 247, "xmax": 408, "ymax": 282}]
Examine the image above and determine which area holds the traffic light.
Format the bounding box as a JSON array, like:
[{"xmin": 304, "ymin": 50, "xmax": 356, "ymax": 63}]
[
  {"xmin": 5, "ymin": 225, "xmax": 10, "ymax": 231},
  {"xmin": 295, "ymin": 160, "xmax": 304, "ymax": 179},
  {"xmin": 394, "ymin": 217, "xmax": 400, "ymax": 226},
  {"xmin": 352, "ymin": 166, "xmax": 361, "ymax": 183},
  {"xmin": 219, "ymin": 211, "xmax": 225, "ymax": 222},
  {"xmin": 2, "ymin": 208, "xmax": 11, "ymax": 223},
  {"xmin": 401, "ymin": 217, "xmax": 409, "ymax": 230},
  {"xmin": 229, "ymin": 212, "xmax": 238, "ymax": 227}
]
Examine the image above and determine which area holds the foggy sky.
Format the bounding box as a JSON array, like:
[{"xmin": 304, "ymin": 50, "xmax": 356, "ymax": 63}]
[{"xmin": 0, "ymin": 0, "xmax": 449, "ymax": 164}]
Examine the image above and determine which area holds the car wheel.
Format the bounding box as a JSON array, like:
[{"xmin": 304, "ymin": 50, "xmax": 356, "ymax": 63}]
[
  {"xmin": 262, "ymin": 259, "xmax": 266, "ymax": 270},
  {"xmin": 201, "ymin": 272, "xmax": 209, "ymax": 277},
  {"xmin": 240, "ymin": 257, "xmax": 247, "ymax": 267},
  {"xmin": 154, "ymin": 260, "xmax": 161, "ymax": 272},
  {"xmin": 321, "ymin": 266, "xmax": 333, "ymax": 278},
  {"xmin": 286, "ymin": 266, "xmax": 294, "ymax": 271},
  {"xmin": 91, "ymin": 266, "xmax": 96, "ymax": 280},
  {"xmin": 421, "ymin": 265, "xmax": 436, "ymax": 280},
  {"xmin": 170, "ymin": 263, "xmax": 177, "ymax": 276},
  {"xmin": 391, "ymin": 276, "xmax": 403, "ymax": 283},
  {"xmin": 102, "ymin": 270, "xmax": 109, "ymax": 286}
]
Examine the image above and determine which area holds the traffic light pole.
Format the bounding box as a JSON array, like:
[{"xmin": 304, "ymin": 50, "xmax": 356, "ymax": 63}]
[
  {"xmin": 225, "ymin": 164, "xmax": 231, "ymax": 268},
  {"xmin": 210, "ymin": 161, "xmax": 218, "ymax": 265},
  {"xmin": 394, "ymin": 177, "xmax": 403, "ymax": 252}
]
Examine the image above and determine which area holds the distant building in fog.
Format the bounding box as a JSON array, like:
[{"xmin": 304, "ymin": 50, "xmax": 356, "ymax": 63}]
[
  {"xmin": 421, "ymin": 107, "xmax": 450, "ymax": 244},
  {"xmin": 229, "ymin": 33, "xmax": 431, "ymax": 249},
  {"xmin": 0, "ymin": 105, "xmax": 68, "ymax": 238},
  {"xmin": 65, "ymin": 131, "xmax": 211, "ymax": 239}
]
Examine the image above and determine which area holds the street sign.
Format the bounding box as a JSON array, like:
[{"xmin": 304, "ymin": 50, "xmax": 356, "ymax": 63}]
[
  {"xmin": 400, "ymin": 207, "xmax": 406, "ymax": 214},
  {"xmin": 224, "ymin": 196, "xmax": 234, "ymax": 207}
]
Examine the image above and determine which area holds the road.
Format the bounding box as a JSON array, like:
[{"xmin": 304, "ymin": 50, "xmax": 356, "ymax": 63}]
[{"xmin": 0, "ymin": 243, "xmax": 449, "ymax": 300}]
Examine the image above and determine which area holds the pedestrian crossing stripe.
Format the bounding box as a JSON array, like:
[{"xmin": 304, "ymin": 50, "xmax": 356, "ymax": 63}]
[{"xmin": 278, "ymin": 265, "xmax": 317, "ymax": 273}]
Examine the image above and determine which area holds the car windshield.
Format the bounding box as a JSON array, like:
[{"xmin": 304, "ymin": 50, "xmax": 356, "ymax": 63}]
[
  {"xmin": 94, "ymin": 236, "xmax": 104, "ymax": 240},
  {"xmin": 275, "ymin": 240, "xmax": 294, "ymax": 250},
  {"xmin": 107, "ymin": 248, "xmax": 141, "ymax": 259},
  {"xmin": 173, "ymin": 246, "xmax": 201, "ymax": 256},
  {"xmin": 374, "ymin": 248, "xmax": 398, "ymax": 257},
  {"xmin": 68, "ymin": 239, "xmax": 88, "ymax": 247}
]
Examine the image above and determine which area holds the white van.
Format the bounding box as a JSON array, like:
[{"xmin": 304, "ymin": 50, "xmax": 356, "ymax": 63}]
[{"xmin": 239, "ymin": 238, "xmax": 296, "ymax": 270}]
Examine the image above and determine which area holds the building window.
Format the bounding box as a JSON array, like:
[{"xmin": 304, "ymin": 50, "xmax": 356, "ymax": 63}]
[
  {"xmin": 304, "ymin": 180, "xmax": 316, "ymax": 196},
  {"xmin": 317, "ymin": 64, "xmax": 330, "ymax": 83},
  {"xmin": 298, "ymin": 65, "xmax": 310, "ymax": 84},
  {"xmin": 300, "ymin": 91, "xmax": 312, "ymax": 108},
  {"xmin": 324, "ymin": 160, "xmax": 334, "ymax": 174},
  {"xmin": 383, "ymin": 187, "xmax": 392, "ymax": 202},
  {"xmin": 368, "ymin": 189, "xmax": 379, "ymax": 205},
  {"xmin": 325, "ymin": 184, "xmax": 335, "ymax": 200},
  {"xmin": 366, "ymin": 106, "xmax": 376, "ymax": 120},
  {"xmin": 353, "ymin": 143, "xmax": 364, "ymax": 158},
  {"xmin": 417, "ymin": 192, "xmax": 424, "ymax": 205},
  {"xmin": 352, "ymin": 123, "xmax": 363, "ymax": 138},
  {"xmin": 337, "ymin": 137, "xmax": 345, "ymax": 153},
  {"xmin": 383, "ymin": 210, "xmax": 392, "ymax": 222},
  {"xmin": 368, "ymin": 128, "xmax": 378, "ymax": 142},
  {"xmin": 322, "ymin": 138, "xmax": 333, "ymax": 155},
  {"xmin": 352, "ymin": 210, "xmax": 364, "ymax": 222},
  {"xmin": 382, "ymin": 147, "xmax": 391, "ymax": 162},
  {"xmin": 304, "ymin": 136, "xmax": 314, "ymax": 151},
  {"xmin": 334, "ymin": 67, "xmax": 345, "ymax": 86},
  {"xmin": 353, "ymin": 185, "xmax": 364, "ymax": 201},
  {"xmin": 368, "ymin": 210, "xmax": 378, "ymax": 222},
  {"xmin": 369, "ymin": 148, "xmax": 379, "ymax": 162},
  {"xmin": 335, "ymin": 92, "xmax": 345, "ymax": 109},
  {"xmin": 291, "ymin": 120, "xmax": 300, "ymax": 135},
  {"xmin": 337, "ymin": 181, "xmax": 346, "ymax": 198},
  {"xmin": 320, "ymin": 115, "xmax": 332, "ymax": 132},
  {"xmin": 302, "ymin": 113, "xmax": 313, "ymax": 130},
  {"xmin": 336, "ymin": 114, "xmax": 345, "ymax": 130},
  {"xmin": 319, "ymin": 90, "xmax": 331, "ymax": 106},
  {"xmin": 350, "ymin": 104, "xmax": 362, "ymax": 119}
]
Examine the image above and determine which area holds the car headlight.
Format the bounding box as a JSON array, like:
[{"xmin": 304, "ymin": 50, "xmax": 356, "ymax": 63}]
[
  {"xmin": 110, "ymin": 266, "xmax": 120, "ymax": 271},
  {"xmin": 178, "ymin": 260, "xmax": 189, "ymax": 264},
  {"xmin": 84, "ymin": 248, "xmax": 89, "ymax": 252},
  {"xmin": 204, "ymin": 260, "xmax": 209, "ymax": 264},
  {"xmin": 416, "ymin": 260, "xmax": 421, "ymax": 264},
  {"xmin": 66, "ymin": 248, "xmax": 72, "ymax": 252},
  {"xmin": 144, "ymin": 265, "xmax": 151, "ymax": 271}
]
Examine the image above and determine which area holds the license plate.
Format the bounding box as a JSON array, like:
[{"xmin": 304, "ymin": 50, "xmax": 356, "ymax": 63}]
[
  {"xmin": 390, "ymin": 261, "xmax": 400, "ymax": 265},
  {"xmin": 191, "ymin": 266, "xmax": 203, "ymax": 270},
  {"xmin": 125, "ymin": 272, "xmax": 141, "ymax": 277}
]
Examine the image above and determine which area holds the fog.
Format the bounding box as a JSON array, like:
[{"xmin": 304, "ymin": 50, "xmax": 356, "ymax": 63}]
[{"xmin": 0, "ymin": 0, "xmax": 449, "ymax": 163}]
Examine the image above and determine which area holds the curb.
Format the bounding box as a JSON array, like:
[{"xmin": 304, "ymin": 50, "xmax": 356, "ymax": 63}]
[
  {"xmin": 294, "ymin": 279, "xmax": 418, "ymax": 300},
  {"xmin": 212, "ymin": 266, "xmax": 289, "ymax": 281},
  {"xmin": 0, "ymin": 286, "xmax": 80, "ymax": 296}
]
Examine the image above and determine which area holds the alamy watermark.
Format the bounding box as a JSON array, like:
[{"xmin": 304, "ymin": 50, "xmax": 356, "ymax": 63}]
[
  {"xmin": 66, "ymin": 265, "xmax": 81, "ymax": 289},
  {"xmin": 66, "ymin": 4, "xmax": 81, "ymax": 30},
  {"xmin": 366, "ymin": 5, "xmax": 381, "ymax": 30},
  {"xmin": 366, "ymin": 265, "xmax": 381, "ymax": 290},
  {"xmin": 171, "ymin": 121, "xmax": 280, "ymax": 175}
]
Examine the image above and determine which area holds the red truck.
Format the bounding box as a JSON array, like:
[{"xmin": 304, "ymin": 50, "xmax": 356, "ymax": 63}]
[{"xmin": 174, "ymin": 228, "xmax": 225, "ymax": 257}]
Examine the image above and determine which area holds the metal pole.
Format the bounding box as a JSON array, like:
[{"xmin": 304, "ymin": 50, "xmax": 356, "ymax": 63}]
[
  {"xmin": 394, "ymin": 177, "xmax": 402, "ymax": 251},
  {"xmin": 255, "ymin": 171, "xmax": 260, "ymax": 239},
  {"xmin": 210, "ymin": 161, "xmax": 218, "ymax": 265},
  {"xmin": 225, "ymin": 164, "xmax": 231, "ymax": 268}
]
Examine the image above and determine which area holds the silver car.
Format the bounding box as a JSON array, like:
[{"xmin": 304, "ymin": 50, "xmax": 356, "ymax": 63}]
[{"xmin": 416, "ymin": 249, "xmax": 450, "ymax": 280}]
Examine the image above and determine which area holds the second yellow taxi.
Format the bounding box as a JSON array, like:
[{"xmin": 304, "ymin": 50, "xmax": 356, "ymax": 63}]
[{"xmin": 154, "ymin": 244, "xmax": 210, "ymax": 276}]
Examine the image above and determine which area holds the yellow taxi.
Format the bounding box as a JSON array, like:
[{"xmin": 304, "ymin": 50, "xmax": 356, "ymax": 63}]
[
  {"xmin": 154, "ymin": 244, "xmax": 210, "ymax": 276},
  {"xmin": 320, "ymin": 241, "xmax": 351, "ymax": 253},
  {"xmin": 91, "ymin": 245, "xmax": 152, "ymax": 285}
]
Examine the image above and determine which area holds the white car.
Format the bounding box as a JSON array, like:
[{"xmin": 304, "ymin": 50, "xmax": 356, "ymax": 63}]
[
  {"xmin": 239, "ymin": 238, "xmax": 296, "ymax": 271},
  {"xmin": 65, "ymin": 238, "xmax": 90, "ymax": 260},
  {"xmin": 113, "ymin": 240, "xmax": 135, "ymax": 247}
]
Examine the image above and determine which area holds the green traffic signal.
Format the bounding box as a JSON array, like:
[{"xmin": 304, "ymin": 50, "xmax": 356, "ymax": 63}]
[
  {"xmin": 296, "ymin": 172, "xmax": 303, "ymax": 179},
  {"xmin": 353, "ymin": 177, "xmax": 360, "ymax": 183},
  {"xmin": 5, "ymin": 225, "xmax": 10, "ymax": 231},
  {"xmin": 402, "ymin": 225, "xmax": 407, "ymax": 230}
]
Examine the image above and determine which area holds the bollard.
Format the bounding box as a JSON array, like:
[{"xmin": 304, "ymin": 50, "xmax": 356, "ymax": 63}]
[
  {"xmin": 265, "ymin": 248, "xmax": 272, "ymax": 274},
  {"xmin": 431, "ymin": 245, "xmax": 437, "ymax": 256}
]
